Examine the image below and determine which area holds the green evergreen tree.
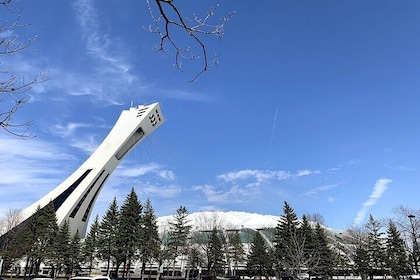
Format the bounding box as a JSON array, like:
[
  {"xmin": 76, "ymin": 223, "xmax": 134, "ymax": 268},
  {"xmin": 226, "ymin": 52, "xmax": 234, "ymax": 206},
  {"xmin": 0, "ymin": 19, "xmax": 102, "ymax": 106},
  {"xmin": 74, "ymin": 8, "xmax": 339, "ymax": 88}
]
[
  {"xmin": 51, "ymin": 220, "xmax": 71, "ymax": 277},
  {"xmin": 167, "ymin": 205, "xmax": 192, "ymax": 276},
  {"xmin": 99, "ymin": 197, "xmax": 120, "ymax": 277},
  {"xmin": 299, "ymin": 215, "xmax": 317, "ymax": 270},
  {"xmin": 246, "ymin": 231, "xmax": 272, "ymax": 279},
  {"xmin": 68, "ymin": 230, "xmax": 81, "ymax": 276},
  {"xmin": 227, "ymin": 231, "xmax": 245, "ymax": 276},
  {"xmin": 206, "ymin": 228, "xmax": 225, "ymax": 275},
  {"xmin": 385, "ymin": 220, "xmax": 410, "ymax": 279},
  {"xmin": 82, "ymin": 215, "xmax": 101, "ymax": 275},
  {"xmin": 139, "ymin": 198, "xmax": 161, "ymax": 279},
  {"xmin": 354, "ymin": 245, "xmax": 369, "ymax": 280},
  {"xmin": 365, "ymin": 215, "xmax": 387, "ymax": 280},
  {"xmin": 117, "ymin": 188, "xmax": 143, "ymax": 278},
  {"xmin": 312, "ymin": 223, "xmax": 335, "ymax": 278},
  {"xmin": 348, "ymin": 225, "xmax": 369, "ymax": 280},
  {"xmin": 273, "ymin": 201, "xmax": 303, "ymax": 278},
  {"xmin": 24, "ymin": 202, "xmax": 58, "ymax": 275}
]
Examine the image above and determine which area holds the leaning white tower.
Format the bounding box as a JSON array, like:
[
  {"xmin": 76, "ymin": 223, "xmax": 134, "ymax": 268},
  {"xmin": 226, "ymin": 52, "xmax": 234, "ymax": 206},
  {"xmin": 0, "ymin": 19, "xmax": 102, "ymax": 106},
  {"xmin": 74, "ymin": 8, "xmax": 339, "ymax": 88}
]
[{"xmin": 19, "ymin": 102, "xmax": 165, "ymax": 237}]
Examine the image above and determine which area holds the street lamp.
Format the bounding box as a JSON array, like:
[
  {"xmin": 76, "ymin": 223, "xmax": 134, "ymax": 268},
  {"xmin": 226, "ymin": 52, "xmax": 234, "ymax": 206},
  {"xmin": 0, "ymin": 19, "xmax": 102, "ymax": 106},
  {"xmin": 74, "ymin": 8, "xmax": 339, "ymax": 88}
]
[{"xmin": 408, "ymin": 214, "xmax": 419, "ymax": 274}]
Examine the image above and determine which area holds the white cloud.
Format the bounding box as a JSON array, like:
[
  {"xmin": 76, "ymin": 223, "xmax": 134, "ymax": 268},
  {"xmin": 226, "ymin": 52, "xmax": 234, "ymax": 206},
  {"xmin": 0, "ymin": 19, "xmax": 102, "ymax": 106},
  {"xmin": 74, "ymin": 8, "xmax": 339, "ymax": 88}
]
[
  {"xmin": 192, "ymin": 184, "xmax": 258, "ymax": 204},
  {"xmin": 217, "ymin": 169, "xmax": 282, "ymax": 184},
  {"xmin": 70, "ymin": 0, "xmax": 143, "ymax": 104},
  {"xmin": 303, "ymin": 182, "xmax": 341, "ymax": 196},
  {"xmin": 157, "ymin": 170, "xmax": 176, "ymax": 181},
  {"xmin": 217, "ymin": 168, "xmax": 318, "ymax": 186},
  {"xmin": 52, "ymin": 122, "xmax": 92, "ymax": 138},
  {"xmin": 0, "ymin": 136, "xmax": 76, "ymax": 211},
  {"xmin": 117, "ymin": 162, "xmax": 175, "ymax": 181},
  {"xmin": 353, "ymin": 178, "xmax": 391, "ymax": 225},
  {"xmin": 0, "ymin": 135, "xmax": 74, "ymax": 161},
  {"xmin": 70, "ymin": 135, "xmax": 99, "ymax": 154},
  {"xmin": 296, "ymin": 169, "xmax": 320, "ymax": 176},
  {"xmin": 140, "ymin": 183, "xmax": 182, "ymax": 198}
]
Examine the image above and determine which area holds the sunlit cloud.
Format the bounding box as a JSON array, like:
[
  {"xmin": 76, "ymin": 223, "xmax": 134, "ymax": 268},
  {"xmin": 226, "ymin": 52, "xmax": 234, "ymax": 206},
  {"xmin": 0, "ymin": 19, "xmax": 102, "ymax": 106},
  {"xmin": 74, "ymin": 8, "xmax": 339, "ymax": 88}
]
[{"xmin": 353, "ymin": 178, "xmax": 391, "ymax": 225}]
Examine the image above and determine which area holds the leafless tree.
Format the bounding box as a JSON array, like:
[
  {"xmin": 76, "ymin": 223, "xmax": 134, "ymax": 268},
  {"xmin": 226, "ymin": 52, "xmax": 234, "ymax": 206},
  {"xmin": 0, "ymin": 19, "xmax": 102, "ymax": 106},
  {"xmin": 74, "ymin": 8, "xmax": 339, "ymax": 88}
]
[
  {"xmin": 0, "ymin": 0, "xmax": 49, "ymax": 138},
  {"xmin": 145, "ymin": 0, "xmax": 234, "ymax": 82},
  {"xmin": 193, "ymin": 211, "xmax": 231, "ymax": 231},
  {"xmin": 344, "ymin": 223, "xmax": 368, "ymax": 265},
  {"xmin": 304, "ymin": 212, "xmax": 326, "ymax": 226},
  {"xmin": 277, "ymin": 229, "xmax": 320, "ymax": 279},
  {"xmin": 392, "ymin": 205, "xmax": 420, "ymax": 259},
  {"xmin": 0, "ymin": 208, "xmax": 22, "ymax": 235}
]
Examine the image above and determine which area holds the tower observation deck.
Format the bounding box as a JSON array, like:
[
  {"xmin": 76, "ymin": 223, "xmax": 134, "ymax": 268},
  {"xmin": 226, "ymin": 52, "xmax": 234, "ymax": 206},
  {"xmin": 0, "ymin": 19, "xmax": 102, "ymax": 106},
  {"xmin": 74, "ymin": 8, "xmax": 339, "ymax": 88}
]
[{"xmin": 16, "ymin": 102, "xmax": 165, "ymax": 237}]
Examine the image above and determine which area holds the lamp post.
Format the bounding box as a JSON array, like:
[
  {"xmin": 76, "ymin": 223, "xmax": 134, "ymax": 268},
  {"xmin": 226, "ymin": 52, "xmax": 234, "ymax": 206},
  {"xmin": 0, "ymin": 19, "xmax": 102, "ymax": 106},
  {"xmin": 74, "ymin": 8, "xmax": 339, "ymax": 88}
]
[{"xmin": 408, "ymin": 214, "xmax": 419, "ymax": 274}]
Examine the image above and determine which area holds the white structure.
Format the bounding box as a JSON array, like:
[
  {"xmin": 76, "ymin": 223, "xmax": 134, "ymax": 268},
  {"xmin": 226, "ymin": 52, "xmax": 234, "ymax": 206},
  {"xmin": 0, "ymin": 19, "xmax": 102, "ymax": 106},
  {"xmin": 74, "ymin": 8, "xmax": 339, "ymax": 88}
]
[{"xmin": 20, "ymin": 102, "xmax": 165, "ymax": 237}]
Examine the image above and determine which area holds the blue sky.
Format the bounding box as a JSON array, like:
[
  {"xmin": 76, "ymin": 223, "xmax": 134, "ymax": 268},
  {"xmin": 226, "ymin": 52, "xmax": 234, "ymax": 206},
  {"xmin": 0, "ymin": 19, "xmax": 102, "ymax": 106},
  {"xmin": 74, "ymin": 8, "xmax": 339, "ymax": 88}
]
[{"xmin": 1, "ymin": 0, "xmax": 420, "ymax": 231}]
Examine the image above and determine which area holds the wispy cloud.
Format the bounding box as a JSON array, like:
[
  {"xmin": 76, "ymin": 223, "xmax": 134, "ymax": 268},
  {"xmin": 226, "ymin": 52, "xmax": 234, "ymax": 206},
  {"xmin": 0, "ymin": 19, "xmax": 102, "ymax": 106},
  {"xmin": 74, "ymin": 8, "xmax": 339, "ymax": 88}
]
[
  {"xmin": 52, "ymin": 122, "xmax": 92, "ymax": 138},
  {"xmin": 217, "ymin": 169, "xmax": 319, "ymax": 186},
  {"xmin": 140, "ymin": 183, "xmax": 182, "ymax": 198},
  {"xmin": 303, "ymin": 182, "xmax": 341, "ymax": 196},
  {"xmin": 117, "ymin": 162, "xmax": 175, "ymax": 181},
  {"xmin": 0, "ymin": 135, "xmax": 76, "ymax": 211},
  {"xmin": 192, "ymin": 184, "xmax": 258, "ymax": 203},
  {"xmin": 194, "ymin": 168, "xmax": 320, "ymax": 204},
  {"xmin": 296, "ymin": 169, "xmax": 320, "ymax": 176},
  {"xmin": 70, "ymin": 0, "xmax": 142, "ymax": 104},
  {"xmin": 353, "ymin": 178, "xmax": 392, "ymax": 225},
  {"xmin": 70, "ymin": 135, "xmax": 99, "ymax": 154},
  {"xmin": 385, "ymin": 164, "xmax": 417, "ymax": 171}
]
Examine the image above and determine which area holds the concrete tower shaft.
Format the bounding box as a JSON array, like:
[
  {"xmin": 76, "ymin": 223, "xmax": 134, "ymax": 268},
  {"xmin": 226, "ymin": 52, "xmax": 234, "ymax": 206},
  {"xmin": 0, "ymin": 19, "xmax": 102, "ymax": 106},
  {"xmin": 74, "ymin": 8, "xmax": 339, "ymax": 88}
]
[{"xmin": 20, "ymin": 102, "xmax": 165, "ymax": 237}]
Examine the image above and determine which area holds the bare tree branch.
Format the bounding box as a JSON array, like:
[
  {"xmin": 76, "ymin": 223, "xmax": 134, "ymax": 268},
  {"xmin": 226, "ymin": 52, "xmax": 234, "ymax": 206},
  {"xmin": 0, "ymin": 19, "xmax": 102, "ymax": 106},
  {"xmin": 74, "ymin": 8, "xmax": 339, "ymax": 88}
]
[
  {"xmin": 0, "ymin": 0, "xmax": 50, "ymax": 139},
  {"xmin": 145, "ymin": 0, "xmax": 234, "ymax": 82}
]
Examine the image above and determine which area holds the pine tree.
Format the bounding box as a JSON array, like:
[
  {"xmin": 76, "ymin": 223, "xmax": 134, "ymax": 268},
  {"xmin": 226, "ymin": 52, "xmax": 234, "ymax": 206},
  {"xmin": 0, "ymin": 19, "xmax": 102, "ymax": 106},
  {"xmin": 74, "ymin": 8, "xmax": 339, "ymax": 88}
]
[
  {"xmin": 206, "ymin": 228, "xmax": 225, "ymax": 275},
  {"xmin": 227, "ymin": 231, "xmax": 245, "ymax": 276},
  {"xmin": 139, "ymin": 198, "xmax": 161, "ymax": 279},
  {"xmin": 24, "ymin": 201, "xmax": 58, "ymax": 275},
  {"xmin": 354, "ymin": 245, "xmax": 369, "ymax": 280},
  {"xmin": 312, "ymin": 223, "xmax": 335, "ymax": 278},
  {"xmin": 274, "ymin": 201, "xmax": 303, "ymax": 278},
  {"xmin": 69, "ymin": 230, "xmax": 82, "ymax": 276},
  {"xmin": 52, "ymin": 220, "xmax": 71, "ymax": 277},
  {"xmin": 167, "ymin": 205, "xmax": 192, "ymax": 276},
  {"xmin": 246, "ymin": 231, "xmax": 272, "ymax": 279},
  {"xmin": 386, "ymin": 220, "xmax": 410, "ymax": 279},
  {"xmin": 117, "ymin": 188, "xmax": 143, "ymax": 278},
  {"xmin": 99, "ymin": 197, "xmax": 120, "ymax": 276},
  {"xmin": 365, "ymin": 215, "xmax": 387, "ymax": 280},
  {"xmin": 299, "ymin": 215, "xmax": 317, "ymax": 270},
  {"xmin": 348, "ymin": 225, "xmax": 369, "ymax": 280},
  {"xmin": 82, "ymin": 215, "xmax": 101, "ymax": 275}
]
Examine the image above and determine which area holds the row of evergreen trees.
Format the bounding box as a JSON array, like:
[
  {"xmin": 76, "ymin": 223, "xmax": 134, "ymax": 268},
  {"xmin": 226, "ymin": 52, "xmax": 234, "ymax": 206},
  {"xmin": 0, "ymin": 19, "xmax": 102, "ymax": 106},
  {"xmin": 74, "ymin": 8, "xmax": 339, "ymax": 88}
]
[
  {"xmin": 246, "ymin": 203, "xmax": 413, "ymax": 280},
  {"xmin": 0, "ymin": 189, "xmax": 415, "ymax": 280}
]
